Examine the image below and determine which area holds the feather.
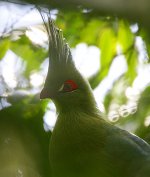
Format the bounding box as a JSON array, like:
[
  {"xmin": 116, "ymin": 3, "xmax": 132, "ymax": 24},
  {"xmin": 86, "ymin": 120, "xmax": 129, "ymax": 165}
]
[{"xmin": 38, "ymin": 10, "xmax": 72, "ymax": 69}]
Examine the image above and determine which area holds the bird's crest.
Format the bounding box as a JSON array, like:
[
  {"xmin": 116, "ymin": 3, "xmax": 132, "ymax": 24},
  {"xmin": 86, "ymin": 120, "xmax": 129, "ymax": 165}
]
[{"xmin": 39, "ymin": 11, "xmax": 73, "ymax": 69}]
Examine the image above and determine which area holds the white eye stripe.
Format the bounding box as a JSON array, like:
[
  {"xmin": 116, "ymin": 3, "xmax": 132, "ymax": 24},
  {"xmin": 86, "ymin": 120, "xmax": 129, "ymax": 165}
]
[{"xmin": 58, "ymin": 84, "xmax": 64, "ymax": 92}]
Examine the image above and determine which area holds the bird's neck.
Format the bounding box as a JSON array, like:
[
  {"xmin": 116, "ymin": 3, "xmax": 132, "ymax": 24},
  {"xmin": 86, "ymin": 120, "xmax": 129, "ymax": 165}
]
[{"xmin": 55, "ymin": 96, "xmax": 101, "ymax": 118}]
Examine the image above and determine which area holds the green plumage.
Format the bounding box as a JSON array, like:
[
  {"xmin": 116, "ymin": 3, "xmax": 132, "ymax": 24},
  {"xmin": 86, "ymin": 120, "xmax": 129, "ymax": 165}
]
[{"xmin": 40, "ymin": 16, "xmax": 150, "ymax": 177}]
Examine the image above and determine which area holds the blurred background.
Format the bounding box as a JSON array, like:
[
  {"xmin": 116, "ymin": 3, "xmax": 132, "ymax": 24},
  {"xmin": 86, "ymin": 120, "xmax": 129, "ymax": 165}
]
[{"xmin": 0, "ymin": 1, "xmax": 150, "ymax": 176}]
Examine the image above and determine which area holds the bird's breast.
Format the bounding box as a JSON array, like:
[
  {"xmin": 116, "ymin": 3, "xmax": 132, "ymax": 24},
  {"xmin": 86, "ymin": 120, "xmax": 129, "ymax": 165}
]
[{"xmin": 49, "ymin": 114, "xmax": 112, "ymax": 177}]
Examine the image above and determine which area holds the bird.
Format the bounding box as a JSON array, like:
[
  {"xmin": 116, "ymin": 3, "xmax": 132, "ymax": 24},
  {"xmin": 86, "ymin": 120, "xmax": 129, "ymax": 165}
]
[{"xmin": 40, "ymin": 15, "xmax": 150, "ymax": 177}]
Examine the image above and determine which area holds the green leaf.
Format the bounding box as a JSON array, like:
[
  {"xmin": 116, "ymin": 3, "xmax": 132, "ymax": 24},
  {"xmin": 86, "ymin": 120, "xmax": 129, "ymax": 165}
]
[
  {"xmin": 0, "ymin": 38, "xmax": 10, "ymax": 60},
  {"xmin": 117, "ymin": 20, "xmax": 134, "ymax": 53},
  {"xmin": 56, "ymin": 11, "xmax": 85, "ymax": 47},
  {"xmin": 125, "ymin": 49, "xmax": 138, "ymax": 84},
  {"xmin": 89, "ymin": 25, "xmax": 119, "ymax": 88},
  {"xmin": 80, "ymin": 19, "xmax": 103, "ymax": 45},
  {"xmin": 10, "ymin": 35, "xmax": 48, "ymax": 77},
  {"xmin": 0, "ymin": 99, "xmax": 51, "ymax": 177},
  {"xmin": 139, "ymin": 29, "xmax": 150, "ymax": 63},
  {"xmin": 99, "ymin": 28, "xmax": 117, "ymax": 79},
  {"xmin": 134, "ymin": 86, "xmax": 150, "ymax": 142}
]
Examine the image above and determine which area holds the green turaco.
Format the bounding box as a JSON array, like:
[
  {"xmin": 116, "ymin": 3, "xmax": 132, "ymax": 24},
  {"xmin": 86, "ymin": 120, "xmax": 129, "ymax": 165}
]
[{"xmin": 40, "ymin": 16, "xmax": 150, "ymax": 177}]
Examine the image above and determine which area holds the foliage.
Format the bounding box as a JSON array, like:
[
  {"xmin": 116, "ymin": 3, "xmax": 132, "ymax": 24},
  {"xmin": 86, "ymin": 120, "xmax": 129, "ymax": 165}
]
[
  {"xmin": 0, "ymin": 4, "xmax": 150, "ymax": 176},
  {"xmin": 0, "ymin": 96, "xmax": 51, "ymax": 176},
  {"xmin": 10, "ymin": 35, "xmax": 48, "ymax": 77}
]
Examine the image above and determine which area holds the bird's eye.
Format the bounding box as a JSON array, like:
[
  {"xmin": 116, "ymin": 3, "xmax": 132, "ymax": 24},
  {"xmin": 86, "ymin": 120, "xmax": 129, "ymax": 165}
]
[{"xmin": 58, "ymin": 80, "xmax": 78, "ymax": 92}]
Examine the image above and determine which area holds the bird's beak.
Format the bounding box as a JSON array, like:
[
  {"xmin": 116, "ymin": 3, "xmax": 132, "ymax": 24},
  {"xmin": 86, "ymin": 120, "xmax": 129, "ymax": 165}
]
[
  {"xmin": 40, "ymin": 88, "xmax": 56, "ymax": 99},
  {"xmin": 40, "ymin": 88, "xmax": 49, "ymax": 99}
]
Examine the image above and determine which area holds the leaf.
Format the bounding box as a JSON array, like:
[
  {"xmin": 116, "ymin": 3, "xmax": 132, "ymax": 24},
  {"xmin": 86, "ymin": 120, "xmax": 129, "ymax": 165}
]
[
  {"xmin": 125, "ymin": 49, "xmax": 138, "ymax": 84},
  {"xmin": 117, "ymin": 20, "xmax": 134, "ymax": 53},
  {"xmin": 10, "ymin": 35, "xmax": 48, "ymax": 77},
  {"xmin": 89, "ymin": 24, "xmax": 119, "ymax": 88},
  {"xmin": 56, "ymin": 11, "xmax": 85, "ymax": 47},
  {"xmin": 0, "ymin": 38, "xmax": 10, "ymax": 60},
  {"xmin": 80, "ymin": 19, "xmax": 103, "ymax": 45},
  {"xmin": 97, "ymin": 28, "xmax": 117, "ymax": 83},
  {"xmin": 139, "ymin": 29, "xmax": 150, "ymax": 63},
  {"xmin": 134, "ymin": 86, "xmax": 150, "ymax": 142},
  {"xmin": 0, "ymin": 99, "xmax": 51, "ymax": 177}
]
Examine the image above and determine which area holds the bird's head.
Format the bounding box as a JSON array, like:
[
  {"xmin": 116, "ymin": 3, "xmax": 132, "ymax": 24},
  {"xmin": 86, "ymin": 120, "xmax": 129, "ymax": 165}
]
[{"xmin": 40, "ymin": 17, "xmax": 97, "ymax": 113}]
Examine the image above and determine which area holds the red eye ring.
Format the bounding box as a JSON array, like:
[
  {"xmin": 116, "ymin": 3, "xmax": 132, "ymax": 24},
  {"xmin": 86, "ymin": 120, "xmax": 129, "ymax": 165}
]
[
  {"xmin": 65, "ymin": 80, "xmax": 78, "ymax": 90},
  {"xmin": 59, "ymin": 80, "xmax": 78, "ymax": 92}
]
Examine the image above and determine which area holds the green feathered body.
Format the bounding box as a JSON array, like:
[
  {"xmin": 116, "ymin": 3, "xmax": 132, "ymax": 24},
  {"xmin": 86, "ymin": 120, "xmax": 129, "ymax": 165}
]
[
  {"xmin": 50, "ymin": 109, "xmax": 150, "ymax": 177},
  {"xmin": 39, "ymin": 14, "xmax": 150, "ymax": 177}
]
